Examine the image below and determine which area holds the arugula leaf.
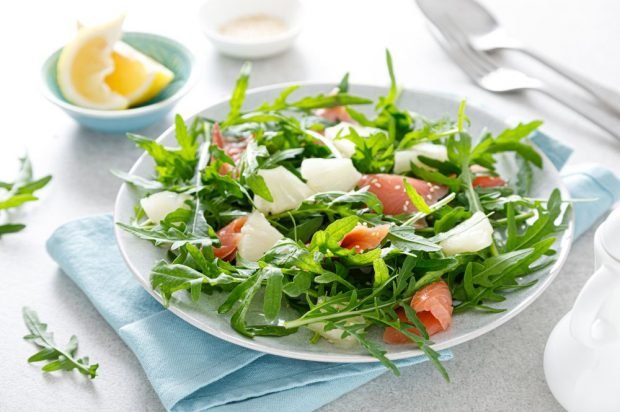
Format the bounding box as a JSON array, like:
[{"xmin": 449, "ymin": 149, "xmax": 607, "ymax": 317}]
[
  {"xmin": 0, "ymin": 194, "xmax": 37, "ymax": 209},
  {"xmin": 398, "ymin": 115, "xmax": 458, "ymax": 148},
  {"xmin": 403, "ymin": 177, "xmax": 431, "ymax": 213},
  {"xmin": 0, "ymin": 223, "xmax": 26, "ymax": 234},
  {"xmin": 471, "ymin": 121, "xmax": 543, "ymax": 170},
  {"xmin": 456, "ymin": 100, "xmax": 469, "ymax": 132},
  {"xmin": 199, "ymin": 164, "xmax": 254, "ymax": 227},
  {"xmin": 9, "ymin": 176, "xmax": 53, "ymax": 195},
  {"xmin": 22, "ymin": 307, "xmax": 98, "ymax": 379},
  {"xmin": 190, "ymin": 126, "xmax": 213, "ymax": 236},
  {"xmin": 0, "ymin": 156, "xmax": 51, "ymax": 235},
  {"xmin": 128, "ymin": 134, "xmax": 196, "ymax": 185},
  {"xmin": 272, "ymin": 85, "xmax": 303, "ymax": 110},
  {"xmin": 261, "ymin": 239, "xmax": 323, "ymax": 273},
  {"xmin": 448, "ymin": 132, "xmax": 484, "ymax": 213},
  {"xmin": 126, "ymin": 117, "xmax": 205, "ymax": 187},
  {"xmin": 401, "ymin": 192, "xmax": 457, "ymax": 227},
  {"xmin": 388, "ymin": 226, "xmax": 441, "ymax": 252},
  {"xmin": 117, "ymin": 208, "xmax": 218, "ymax": 250},
  {"xmin": 261, "ymin": 148, "xmax": 305, "ymax": 169},
  {"xmin": 222, "ymin": 266, "xmax": 283, "ymax": 336},
  {"xmin": 151, "ymin": 258, "xmax": 242, "ymax": 304},
  {"xmin": 175, "ymin": 114, "xmax": 199, "ymax": 161},
  {"xmin": 345, "ymin": 128, "xmax": 395, "ymax": 173},
  {"xmin": 337, "ymin": 320, "xmax": 401, "ymax": 376},
  {"xmin": 324, "ymin": 215, "xmax": 359, "ymax": 241},
  {"xmin": 373, "ymin": 258, "xmax": 390, "ymax": 287},
  {"xmin": 225, "ymin": 62, "xmax": 251, "ymax": 125},
  {"xmin": 111, "ymin": 170, "xmax": 165, "ymax": 190},
  {"xmin": 417, "ymin": 156, "xmax": 461, "ymax": 175},
  {"xmin": 471, "ymin": 249, "xmax": 534, "ymax": 287},
  {"xmin": 314, "ymin": 271, "xmax": 355, "ymax": 288},
  {"xmin": 252, "ymin": 86, "xmax": 302, "ymax": 112},
  {"xmin": 433, "ymin": 206, "xmax": 471, "ymax": 234},
  {"xmin": 283, "ymin": 271, "xmax": 313, "ymax": 297},
  {"xmin": 263, "ymin": 271, "xmax": 284, "ymax": 320},
  {"xmin": 345, "ymin": 106, "xmax": 375, "ymax": 127},
  {"xmin": 406, "ymin": 162, "xmax": 461, "ymax": 192},
  {"xmin": 286, "ymin": 216, "xmax": 323, "ymax": 243},
  {"xmin": 504, "ymin": 189, "xmax": 564, "ymax": 252},
  {"xmin": 454, "ymin": 238, "xmax": 556, "ymax": 311},
  {"xmin": 400, "ymin": 304, "xmax": 429, "ymax": 339},
  {"xmin": 384, "ymin": 49, "xmax": 398, "ymax": 106},
  {"xmin": 344, "ymin": 50, "xmax": 414, "ymax": 142},
  {"xmin": 237, "ymin": 140, "xmax": 274, "ymax": 201},
  {"xmin": 430, "ymin": 212, "xmax": 488, "ymax": 243},
  {"xmin": 246, "ymin": 174, "xmax": 273, "ymax": 202},
  {"xmin": 343, "ymin": 248, "xmax": 382, "ymax": 266},
  {"xmin": 1, "ymin": 157, "xmax": 51, "ymax": 198},
  {"xmin": 308, "ymin": 216, "xmax": 359, "ymax": 257},
  {"xmin": 383, "ymin": 316, "xmax": 449, "ymax": 381},
  {"xmin": 289, "ymin": 94, "xmax": 372, "ymax": 110},
  {"xmin": 152, "ymin": 260, "xmax": 207, "ymax": 302},
  {"xmin": 337, "ymin": 72, "xmax": 350, "ymax": 93},
  {"xmin": 308, "ymin": 188, "xmax": 383, "ymax": 215},
  {"xmin": 254, "ymin": 81, "xmax": 371, "ymax": 113}
]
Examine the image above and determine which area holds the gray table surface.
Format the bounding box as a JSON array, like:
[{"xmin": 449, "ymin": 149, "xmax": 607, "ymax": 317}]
[{"xmin": 1, "ymin": 0, "xmax": 619, "ymax": 410}]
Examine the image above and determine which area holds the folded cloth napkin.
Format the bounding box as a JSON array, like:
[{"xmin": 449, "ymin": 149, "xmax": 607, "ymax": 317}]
[{"xmin": 47, "ymin": 133, "xmax": 620, "ymax": 412}]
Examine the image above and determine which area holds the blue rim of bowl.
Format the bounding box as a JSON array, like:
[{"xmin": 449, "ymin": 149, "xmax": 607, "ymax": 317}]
[{"xmin": 41, "ymin": 31, "xmax": 197, "ymax": 118}]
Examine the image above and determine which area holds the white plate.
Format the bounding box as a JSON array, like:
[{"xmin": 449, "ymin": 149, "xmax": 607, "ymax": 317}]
[{"xmin": 114, "ymin": 83, "xmax": 574, "ymax": 363}]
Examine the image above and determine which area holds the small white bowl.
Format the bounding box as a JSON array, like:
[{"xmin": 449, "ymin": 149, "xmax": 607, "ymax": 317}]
[{"xmin": 199, "ymin": 0, "xmax": 302, "ymax": 59}]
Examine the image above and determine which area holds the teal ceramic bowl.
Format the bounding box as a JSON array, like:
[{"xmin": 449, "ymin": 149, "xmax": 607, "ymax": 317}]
[{"xmin": 42, "ymin": 32, "xmax": 196, "ymax": 133}]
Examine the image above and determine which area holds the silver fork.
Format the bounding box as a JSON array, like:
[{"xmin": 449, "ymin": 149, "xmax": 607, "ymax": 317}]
[{"xmin": 430, "ymin": 15, "xmax": 620, "ymax": 141}]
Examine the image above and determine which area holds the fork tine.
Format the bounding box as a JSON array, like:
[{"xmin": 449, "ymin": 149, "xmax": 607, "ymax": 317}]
[
  {"xmin": 430, "ymin": 15, "xmax": 489, "ymax": 80},
  {"xmin": 429, "ymin": 23, "xmax": 486, "ymax": 82},
  {"xmin": 444, "ymin": 15, "xmax": 501, "ymax": 71},
  {"xmin": 435, "ymin": 15, "xmax": 495, "ymax": 75}
]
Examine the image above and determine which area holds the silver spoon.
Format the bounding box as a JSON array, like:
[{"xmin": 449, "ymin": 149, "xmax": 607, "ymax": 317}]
[{"xmin": 416, "ymin": 0, "xmax": 620, "ymax": 114}]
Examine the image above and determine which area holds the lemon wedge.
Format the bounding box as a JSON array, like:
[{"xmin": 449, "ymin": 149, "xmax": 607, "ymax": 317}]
[
  {"xmin": 57, "ymin": 16, "xmax": 129, "ymax": 110},
  {"xmin": 105, "ymin": 41, "xmax": 175, "ymax": 107}
]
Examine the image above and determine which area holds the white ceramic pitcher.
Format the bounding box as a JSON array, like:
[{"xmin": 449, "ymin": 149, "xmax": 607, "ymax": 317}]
[{"xmin": 544, "ymin": 207, "xmax": 620, "ymax": 412}]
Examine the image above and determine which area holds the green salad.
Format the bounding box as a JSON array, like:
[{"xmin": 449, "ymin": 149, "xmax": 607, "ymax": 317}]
[{"xmin": 117, "ymin": 51, "xmax": 569, "ymax": 379}]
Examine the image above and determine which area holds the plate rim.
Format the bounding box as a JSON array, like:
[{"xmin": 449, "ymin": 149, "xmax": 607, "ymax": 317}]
[{"xmin": 113, "ymin": 81, "xmax": 575, "ymax": 363}]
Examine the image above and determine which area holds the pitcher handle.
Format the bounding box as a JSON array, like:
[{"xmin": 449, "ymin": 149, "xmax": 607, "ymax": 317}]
[{"xmin": 570, "ymin": 265, "xmax": 619, "ymax": 348}]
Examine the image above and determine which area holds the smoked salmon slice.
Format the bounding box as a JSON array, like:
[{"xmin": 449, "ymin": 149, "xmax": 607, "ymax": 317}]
[
  {"xmin": 383, "ymin": 309, "xmax": 446, "ymax": 344},
  {"xmin": 213, "ymin": 216, "xmax": 247, "ymax": 261},
  {"xmin": 212, "ymin": 122, "xmax": 225, "ymax": 149},
  {"xmin": 383, "ymin": 281, "xmax": 453, "ymax": 344},
  {"xmin": 315, "ymin": 106, "xmax": 353, "ymax": 123},
  {"xmin": 358, "ymin": 174, "xmax": 448, "ymax": 215},
  {"xmin": 211, "ymin": 123, "xmax": 249, "ymax": 175},
  {"xmin": 472, "ymin": 175, "xmax": 506, "ymax": 188},
  {"xmin": 411, "ymin": 281, "xmax": 453, "ymax": 330},
  {"xmin": 340, "ymin": 224, "xmax": 390, "ymax": 252},
  {"xmin": 470, "ymin": 165, "xmax": 506, "ymax": 188}
]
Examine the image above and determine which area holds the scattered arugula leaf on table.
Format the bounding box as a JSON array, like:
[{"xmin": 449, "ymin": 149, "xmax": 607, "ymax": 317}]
[
  {"xmin": 0, "ymin": 156, "xmax": 51, "ymax": 236},
  {"xmin": 22, "ymin": 307, "xmax": 98, "ymax": 379}
]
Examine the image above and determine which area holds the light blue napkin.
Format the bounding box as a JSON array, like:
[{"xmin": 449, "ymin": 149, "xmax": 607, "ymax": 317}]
[{"xmin": 46, "ymin": 133, "xmax": 620, "ymax": 411}]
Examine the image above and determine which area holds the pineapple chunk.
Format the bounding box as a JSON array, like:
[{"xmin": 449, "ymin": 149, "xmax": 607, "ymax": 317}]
[
  {"xmin": 253, "ymin": 166, "xmax": 313, "ymax": 214},
  {"xmin": 237, "ymin": 211, "xmax": 284, "ymax": 261},
  {"xmin": 300, "ymin": 158, "xmax": 362, "ymax": 193}
]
